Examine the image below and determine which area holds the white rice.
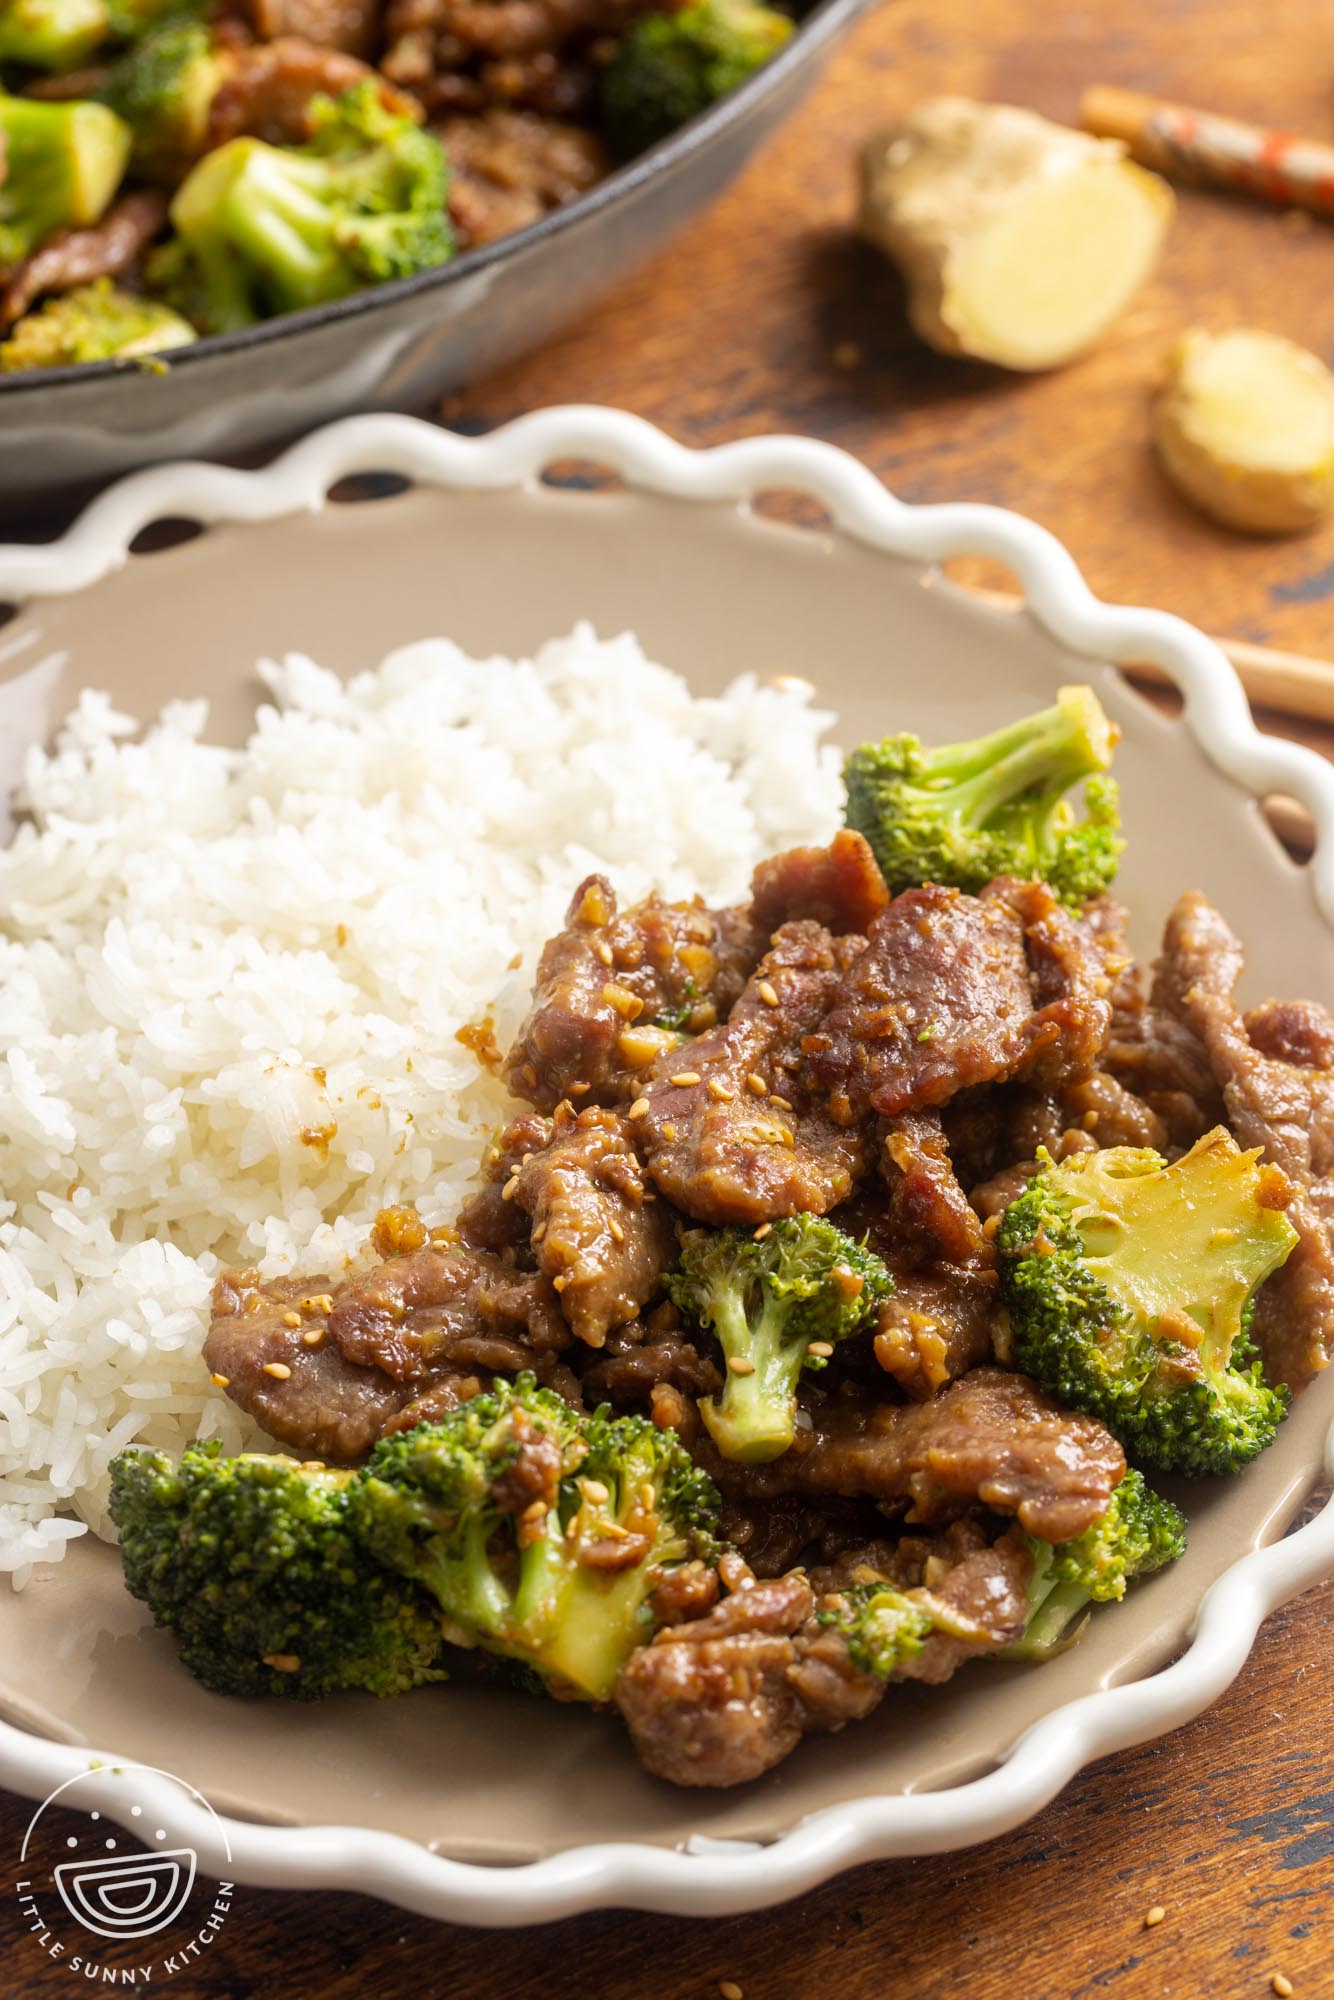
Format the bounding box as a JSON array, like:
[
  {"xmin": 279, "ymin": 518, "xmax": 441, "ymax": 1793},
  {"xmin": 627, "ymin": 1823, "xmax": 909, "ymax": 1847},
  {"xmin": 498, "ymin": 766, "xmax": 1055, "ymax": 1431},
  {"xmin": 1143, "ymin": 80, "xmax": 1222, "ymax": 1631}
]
[{"xmin": 0, "ymin": 625, "xmax": 841, "ymax": 1582}]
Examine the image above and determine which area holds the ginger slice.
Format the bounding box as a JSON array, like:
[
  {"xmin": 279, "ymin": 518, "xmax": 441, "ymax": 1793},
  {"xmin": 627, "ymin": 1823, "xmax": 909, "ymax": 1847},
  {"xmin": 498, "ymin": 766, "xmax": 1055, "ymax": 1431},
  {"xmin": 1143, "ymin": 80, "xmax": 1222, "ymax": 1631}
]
[{"xmin": 1152, "ymin": 327, "xmax": 1334, "ymax": 535}]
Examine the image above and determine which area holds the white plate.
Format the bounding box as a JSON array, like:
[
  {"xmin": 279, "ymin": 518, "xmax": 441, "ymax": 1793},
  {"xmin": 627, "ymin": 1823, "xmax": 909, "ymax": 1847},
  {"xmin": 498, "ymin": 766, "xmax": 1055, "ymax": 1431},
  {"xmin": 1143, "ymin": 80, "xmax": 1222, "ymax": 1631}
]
[{"xmin": 1, "ymin": 408, "xmax": 1333, "ymax": 1925}]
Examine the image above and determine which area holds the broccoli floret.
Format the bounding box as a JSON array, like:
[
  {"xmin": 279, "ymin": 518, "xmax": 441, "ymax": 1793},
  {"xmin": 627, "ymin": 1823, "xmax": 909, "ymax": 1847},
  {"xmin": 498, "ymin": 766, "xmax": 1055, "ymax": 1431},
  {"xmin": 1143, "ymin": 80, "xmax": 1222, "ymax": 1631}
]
[
  {"xmin": 109, "ymin": 1440, "xmax": 449, "ymax": 1699},
  {"xmin": 147, "ymin": 79, "xmax": 451, "ymax": 333},
  {"xmin": 998, "ymin": 1127, "xmax": 1299, "ymax": 1476},
  {"xmin": 349, "ymin": 1374, "xmax": 719, "ymax": 1703},
  {"xmin": 0, "ymin": 0, "xmax": 190, "ymax": 72},
  {"xmin": 0, "ymin": 278, "xmax": 194, "ymax": 368},
  {"xmin": 817, "ymin": 1579, "xmax": 936, "ymax": 1678},
  {"xmin": 666, "ymin": 1215, "xmax": 894, "ymax": 1464},
  {"xmin": 98, "ymin": 17, "xmax": 230, "ymax": 183},
  {"xmin": 1003, "ymin": 1468, "xmax": 1188, "ymax": 1659},
  {"xmin": 0, "ymin": 93, "xmax": 131, "ymax": 270},
  {"xmin": 843, "ymin": 684, "xmax": 1124, "ymax": 908},
  {"xmin": 600, "ymin": 0, "xmax": 794, "ymax": 160}
]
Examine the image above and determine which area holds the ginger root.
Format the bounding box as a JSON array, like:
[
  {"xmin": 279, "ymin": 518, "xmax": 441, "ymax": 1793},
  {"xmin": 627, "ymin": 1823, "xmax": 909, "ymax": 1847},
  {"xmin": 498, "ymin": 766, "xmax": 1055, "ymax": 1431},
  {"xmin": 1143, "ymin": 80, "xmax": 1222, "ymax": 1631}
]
[
  {"xmin": 858, "ymin": 97, "xmax": 1173, "ymax": 372},
  {"xmin": 1152, "ymin": 328, "xmax": 1334, "ymax": 535}
]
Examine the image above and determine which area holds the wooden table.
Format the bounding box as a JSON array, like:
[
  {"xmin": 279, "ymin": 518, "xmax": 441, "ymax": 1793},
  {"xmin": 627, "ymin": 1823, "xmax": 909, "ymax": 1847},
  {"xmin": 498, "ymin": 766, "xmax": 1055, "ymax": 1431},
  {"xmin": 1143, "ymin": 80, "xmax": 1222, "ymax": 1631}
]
[{"xmin": 5, "ymin": 0, "xmax": 1334, "ymax": 1990}]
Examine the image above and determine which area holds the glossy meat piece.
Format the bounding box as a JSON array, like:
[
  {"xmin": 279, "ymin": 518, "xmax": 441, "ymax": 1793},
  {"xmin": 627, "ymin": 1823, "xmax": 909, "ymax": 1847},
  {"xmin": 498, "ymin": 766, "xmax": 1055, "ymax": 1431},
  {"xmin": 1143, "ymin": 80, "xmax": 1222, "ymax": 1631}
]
[
  {"xmin": 437, "ymin": 109, "xmax": 606, "ymax": 245},
  {"xmin": 881, "ymin": 1108, "xmax": 991, "ymax": 1268},
  {"xmin": 578, "ymin": 1316, "xmax": 722, "ymax": 1409},
  {"xmin": 749, "ymin": 830, "xmax": 889, "ymax": 939},
  {"xmin": 805, "ymin": 878, "xmax": 1111, "ymax": 1125},
  {"xmin": 511, "ymin": 1105, "xmax": 676, "ymax": 1346},
  {"xmin": 1155, "ymin": 891, "xmax": 1334, "ymax": 1387},
  {"xmin": 0, "ymin": 192, "xmax": 166, "ymax": 325},
  {"xmin": 872, "ymin": 1268, "xmax": 998, "ymax": 1402},
  {"xmin": 455, "ymin": 1111, "xmax": 552, "ymax": 1255},
  {"xmin": 246, "ymin": 0, "xmax": 380, "ymax": 55},
  {"xmin": 697, "ymin": 1368, "xmax": 1125, "ymax": 1544},
  {"xmin": 205, "ymin": 1223, "xmax": 573, "ymax": 1462},
  {"xmin": 805, "ymin": 1518, "xmax": 1033, "ymax": 1687},
  {"xmin": 502, "ymin": 873, "xmax": 757, "ymax": 1112},
  {"xmin": 615, "ymin": 1570, "xmax": 822, "ymax": 1787},
  {"xmin": 638, "ymin": 921, "xmax": 870, "ymax": 1224}
]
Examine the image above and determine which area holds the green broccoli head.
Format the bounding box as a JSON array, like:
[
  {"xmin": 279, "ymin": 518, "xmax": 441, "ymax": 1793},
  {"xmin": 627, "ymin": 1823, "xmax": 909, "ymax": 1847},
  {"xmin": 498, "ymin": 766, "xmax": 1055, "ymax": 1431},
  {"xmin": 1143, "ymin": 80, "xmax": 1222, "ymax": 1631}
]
[
  {"xmin": 99, "ymin": 18, "xmax": 230, "ymax": 183},
  {"xmin": 842, "ymin": 684, "xmax": 1124, "ymax": 908},
  {"xmin": 1004, "ymin": 1468, "xmax": 1188, "ymax": 1659},
  {"xmin": 148, "ymin": 80, "xmax": 451, "ymax": 333},
  {"xmin": 0, "ymin": 0, "xmax": 188, "ymax": 71},
  {"xmin": 601, "ymin": 0, "xmax": 794, "ymax": 160},
  {"xmin": 109, "ymin": 1439, "xmax": 449, "ymax": 1699},
  {"xmin": 349, "ymin": 1374, "xmax": 720, "ymax": 1703},
  {"xmin": 998, "ymin": 1127, "xmax": 1298, "ymax": 1476},
  {"xmin": 666, "ymin": 1214, "xmax": 894, "ymax": 1464},
  {"xmin": 0, "ymin": 279, "xmax": 194, "ymax": 369},
  {"xmin": 0, "ymin": 93, "xmax": 132, "ymax": 270}
]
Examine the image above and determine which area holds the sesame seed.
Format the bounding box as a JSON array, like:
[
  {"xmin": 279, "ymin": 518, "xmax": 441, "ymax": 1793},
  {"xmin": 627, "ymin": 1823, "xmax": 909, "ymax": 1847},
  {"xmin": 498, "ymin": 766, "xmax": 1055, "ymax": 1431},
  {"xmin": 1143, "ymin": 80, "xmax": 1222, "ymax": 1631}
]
[
  {"xmin": 282, "ymin": 1311, "xmax": 301, "ymax": 1328},
  {"xmin": 602, "ymin": 1521, "xmax": 630, "ymax": 1539},
  {"xmin": 628, "ymin": 1097, "xmax": 651, "ymax": 1119},
  {"xmin": 262, "ymin": 1653, "xmax": 301, "ymax": 1673},
  {"xmin": 720, "ymin": 1983, "xmax": 744, "ymax": 2000},
  {"xmin": 669, "ymin": 1071, "xmax": 702, "ymax": 1087},
  {"xmin": 757, "ymin": 981, "xmax": 779, "ymax": 1007},
  {"xmin": 769, "ymin": 1094, "xmax": 793, "ymax": 1112},
  {"xmin": 1144, "ymin": 1906, "xmax": 1166, "ymax": 1929},
  {"xmin": 553, "ymin": 1274, "xmax": 570, "ymax": 1292},
  {"xmin": 595, "ymin": 941, "xmax": 614, "ymax": 965},
  {"xmin": 302, "ymin": 1327, "xmax": 326, "ymax": 1348},
  {"xmin": 262, "ymin": 1361, "xmax": 292, "ymax": 1380},
  {"xmin": 209, "ymin": 1372, "xmax": 230, "ymax": 1389},
  {"xmin": 609, "ymin": 1218, "xmax": 626, "ymax": 1243},
  {"xmin": 501, "ymin": 1178, "xmax": 518, "ymax": 1201},
  {"xmin": 662, "ymin": 1122, "xmax": 678, "ymax": 1142},
  {"xmin": 708, "ymin": 1078, "xmax": 736, "ymax": 1101},
  {"xmin": 521, "ymin": 1499, "xmax": 548, "ymax": 1523},
  {"xmin": 1272, "ymin": 1978, "xmax": 1294, "ymax": 1999},
  {"xmin": 640, "ymin": 1483, "xmax": 656, "ymax": 1510},
  {"xmin": 746, "ymin": 1073, "xmax": 768, "ymax": 1095},
  {"xmin": 807, "ymin": 1340, "xmax": 834, "ymax": 1358},
  {"xmin": 581, "ymin": 1479, "xmax": 610, "ymax": 1504},
  {"xmin": 728, "ymin": 1356, "xmax": 756, "ymax": 1376},
  {"xmin": 532, "ymin": 1221, "xmax": 548, "ymax": 1243},
  {"xmin": 753, "ymin": 1222, "xmax": 772, "ymax": 1240},
  {"xmin": 303, "ymin": 1460, "xmax": 325, "ymax": 1471}
]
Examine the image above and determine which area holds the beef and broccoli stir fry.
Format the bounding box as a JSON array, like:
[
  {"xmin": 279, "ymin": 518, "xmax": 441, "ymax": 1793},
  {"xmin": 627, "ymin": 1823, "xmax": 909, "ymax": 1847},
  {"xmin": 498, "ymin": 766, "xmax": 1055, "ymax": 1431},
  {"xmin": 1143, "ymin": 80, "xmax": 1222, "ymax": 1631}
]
[
  {"xmin": 0, "ymin": 0, "xmax": 794, "ymax": 368},
  {"xmin": 111, "ymin": 687, "xmax": 1334, "ymax": 1788}
]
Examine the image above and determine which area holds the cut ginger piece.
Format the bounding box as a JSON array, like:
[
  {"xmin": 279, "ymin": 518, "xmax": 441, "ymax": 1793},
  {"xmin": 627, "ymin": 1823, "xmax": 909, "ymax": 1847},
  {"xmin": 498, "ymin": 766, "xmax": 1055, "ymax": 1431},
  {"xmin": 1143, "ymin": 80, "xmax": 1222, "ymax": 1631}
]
[
  {"xmin": 858, "ymin": 98, "xmax": 1173, "ymax": 372},
  {"xmin": 1152, "ymin": 328, "xmax": 1334, "ymax": 535}
]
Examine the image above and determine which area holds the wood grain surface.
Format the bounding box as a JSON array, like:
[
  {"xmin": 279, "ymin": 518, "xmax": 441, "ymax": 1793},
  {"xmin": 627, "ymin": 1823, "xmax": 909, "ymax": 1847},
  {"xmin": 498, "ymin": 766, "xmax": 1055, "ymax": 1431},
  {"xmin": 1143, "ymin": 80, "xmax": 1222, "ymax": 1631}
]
[{"xmin": 6, "ymin": 0, "xmax": 1334, "ymax": 1992}]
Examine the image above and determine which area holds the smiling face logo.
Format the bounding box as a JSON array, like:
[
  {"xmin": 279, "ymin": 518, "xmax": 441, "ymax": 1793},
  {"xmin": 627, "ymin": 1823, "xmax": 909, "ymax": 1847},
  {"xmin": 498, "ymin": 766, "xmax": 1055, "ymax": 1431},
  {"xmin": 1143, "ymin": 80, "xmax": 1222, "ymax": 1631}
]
[
  {"xmin": 53, "ymin": 1846, "xmax": 198, "ymax": 1941},
  {"xmin": 13, "ymin": 1763, "xmax": 234, "ymax": 1983}
]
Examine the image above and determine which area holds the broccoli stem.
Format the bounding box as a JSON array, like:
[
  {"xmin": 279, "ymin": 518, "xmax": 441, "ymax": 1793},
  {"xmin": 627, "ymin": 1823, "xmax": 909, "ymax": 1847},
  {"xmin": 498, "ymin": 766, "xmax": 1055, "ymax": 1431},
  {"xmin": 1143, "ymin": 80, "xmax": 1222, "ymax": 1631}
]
[
  {"xmin": 0, "ymin": 0, "xmax": 109, "ymax": 69},
  {"xmin": 699, "ymin": 1290, "xmax": 802, "ymax": 1462},
  {"xmin": 918, "ymin": 686, "xmax": 1113, "ymax": 832},
  {"xmin": 0, "ymin": 94, "xmax": 132, "ymax": 267}
]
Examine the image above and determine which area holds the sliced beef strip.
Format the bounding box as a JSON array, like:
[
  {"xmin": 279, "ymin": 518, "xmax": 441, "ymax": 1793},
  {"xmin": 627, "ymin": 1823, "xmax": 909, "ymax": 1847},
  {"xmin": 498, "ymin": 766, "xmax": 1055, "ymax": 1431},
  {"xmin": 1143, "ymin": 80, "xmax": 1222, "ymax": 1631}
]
[
  {"xmin": 802, "ymin": 1518, "xmax": 1034, "ymax": 1688},
  {"xmin": 717, "ymin": 1493, "xmax": 894, "ymax": 1580},
  {"xmin": 577, "ymin": 1314, "xmax": 723, "ymax": 1411},
  {"xmin": 638, "ymin": 921, "xmax": 870, "ymax": 1226},
  {"xmin": 615, "ymin": 1570, "xmax": 818, "ymax": 1787},
  {"xmin": 863, "ymin": 1111, "xmax": 999, "ymax": 1399},
  {"xmin": 245, "ymin": 0, "xmax": 380, "ymax": 55},
  {"xmin": 436, "ymin": 108, "xmax": 606, "ymax": 246},
  {"xmin": 748, "ymin": 830, "xmax": 890, "ymax": 939},
  {"xmin": 1155, "ymin": 891, "xmax": 1334, "ymax": 1387},
  {"xmin": 456, "ymin": 1111, "xmax": 552, "ymax": 1255},
  {"xmin": 502, "ymin": 873, "xmax": 757, "ymax": 1113},
  {"xmin": 804, "ymin": 878, "xmax": 1111, "ymax": 1127},
  {"xmin": 205, "ymin": 40, "xmax": 415, "ymax": 147},
  {"xmin": 205, "ymin": 1219, "xmax": 573, "ymax": 1463},
  {"xmin": 616, "ymin": 1518, "xmax": 1034, "ymax": 1787},
  {"xmin": 511, "ymin": 1104, "xmax": 677, "ymax": 1346},
  {"xmin": 0, "ymin": 192, "xmax": 166, "ymax": 324},
  {"xmin": 696, "ymin": 1367, "xmax": 1125, "ymax": 1545}
]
